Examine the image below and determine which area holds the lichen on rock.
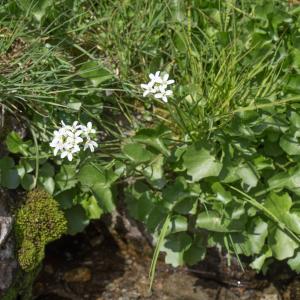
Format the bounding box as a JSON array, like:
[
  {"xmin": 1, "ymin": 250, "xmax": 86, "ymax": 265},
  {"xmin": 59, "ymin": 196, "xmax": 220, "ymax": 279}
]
[{"xmin": 15, "ymin": 188, "xmax": 67, "ymax": 272}]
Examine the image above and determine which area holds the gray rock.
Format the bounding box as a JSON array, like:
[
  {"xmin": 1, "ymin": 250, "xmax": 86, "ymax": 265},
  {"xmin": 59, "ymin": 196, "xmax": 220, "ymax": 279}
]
[{"xmin": 0, "ymin": 192, "xmax": 18, "ymax": 297}]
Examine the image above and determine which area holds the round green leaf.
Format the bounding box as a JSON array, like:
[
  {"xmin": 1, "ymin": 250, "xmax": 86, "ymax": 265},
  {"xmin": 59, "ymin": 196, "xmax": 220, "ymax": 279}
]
[
  {"xmin": 184, "ymin": 244, "xmax": 206, "ymax": 266},
  {"xmin": 92, "ymin": 183, "xmax": 115, "ymax": 213},
  {"xmin": 123, "ymin": 143, "xmax": 155, "ymax": 163},
  {"xmin": 1, "ymin": 169, "xmax": 20, "ymax": 189},
  {"xmin": 21, "ymin": 174, "xmax": 35, "ymax": 191},
  {"xmin": 78, "ymin": 163, "xmax": 106, "ymax": 187},
  {"xmin": 64, "ymin": 205, "xmax": 90, "ymax": 235}
]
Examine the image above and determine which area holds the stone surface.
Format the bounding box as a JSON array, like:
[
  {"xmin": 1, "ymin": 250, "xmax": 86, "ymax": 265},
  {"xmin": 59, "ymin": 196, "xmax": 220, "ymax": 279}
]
[
  {"xmin": 260, "ymin": 284, "xmax": 282, "ymax": 300},
  {"xmin": 0, "ymin": 191, "xmax": 18, "ymax": 297}
]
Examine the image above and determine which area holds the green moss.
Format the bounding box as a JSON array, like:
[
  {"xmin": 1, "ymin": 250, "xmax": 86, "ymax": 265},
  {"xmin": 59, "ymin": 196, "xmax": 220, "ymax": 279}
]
[
  {"xmin": 15, "ymin": 188, "xmax": 67, "ymax": 272},
  {"xmin": 1, "ymin": 189, "xmax": 66, "ymax": 300}
]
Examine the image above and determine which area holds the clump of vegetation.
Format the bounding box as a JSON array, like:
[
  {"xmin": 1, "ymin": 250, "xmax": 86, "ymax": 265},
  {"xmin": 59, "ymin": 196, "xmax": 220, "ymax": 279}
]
[
  {"xmin": 2, "ymin": 0, "xmax": 300, "ymax": 291},
  {"xmin": 15, "ymin": 188, "xmax": 67, "ymax": 272}
]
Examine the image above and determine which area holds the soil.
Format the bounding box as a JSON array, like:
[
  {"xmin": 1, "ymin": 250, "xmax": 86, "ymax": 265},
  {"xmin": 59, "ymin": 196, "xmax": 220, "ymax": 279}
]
[{"xmin": 33, "ymin": 221, "xmax": 297, "ymax": 300}]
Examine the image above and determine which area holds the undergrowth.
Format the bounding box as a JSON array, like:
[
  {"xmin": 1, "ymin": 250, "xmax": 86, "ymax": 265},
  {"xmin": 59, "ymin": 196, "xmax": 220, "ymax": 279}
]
[{"xmin": 1, "ymin": 0, "xmax": 300, "ymax": 293}]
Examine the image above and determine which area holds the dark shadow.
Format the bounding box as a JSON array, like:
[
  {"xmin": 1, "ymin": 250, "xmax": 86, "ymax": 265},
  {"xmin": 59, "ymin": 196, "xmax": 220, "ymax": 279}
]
[{"xmin": 33, "ymin": 220, "xmax": 125, "ymax": 300}]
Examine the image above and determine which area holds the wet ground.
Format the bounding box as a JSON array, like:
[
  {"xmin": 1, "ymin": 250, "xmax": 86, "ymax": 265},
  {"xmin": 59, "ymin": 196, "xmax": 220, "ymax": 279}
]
[{"xmin": 33, "ymin": 221, "xmax": 297, "ymax": 300}]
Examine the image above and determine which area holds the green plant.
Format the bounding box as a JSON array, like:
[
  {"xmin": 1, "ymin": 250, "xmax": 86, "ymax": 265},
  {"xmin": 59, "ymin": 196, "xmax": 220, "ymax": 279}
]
[
  {"xmin": 2, "ymin": 130, "xmax": 121, "ymax": 235},
  {"xmin": 15, "ymin": 188, "xmax": 67, "ymax": 271},
  {"xmin": 120, "ymin": 0, "xmax": 300, "ymax": 281},
  {"xmin": 3, "ymin": 0, "xmax": 300, "ymax": 291}
]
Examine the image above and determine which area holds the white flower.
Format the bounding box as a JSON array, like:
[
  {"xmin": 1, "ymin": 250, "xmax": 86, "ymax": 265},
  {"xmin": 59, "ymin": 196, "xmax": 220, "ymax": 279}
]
[
  {"xmin": 84, "ymin": 139, "xmax": 98, "ymax": 152},
  {"xmin": 141, "ymin": 81, "xmax": 156, "ymax": 97},
  {"xmin": 71, "ymin": 121, "xmax": 82, "ymax": 131},
  {"xmin": 66, "ymin": 130, "xmax": 83, "ymax": 145},
  {"xmin": 72, "ymin": 143, "xmax": 81, "ymax": 153},
  {"xmin": 50, "ymin": 137, "xmax": 64, "ymax": 156},
  {"xmin": 141, "ymin": 71, "xmax": 174, "ymax": 103},
  {"xmin": 81, "ymin": 122, "xmax": 98, "ymax": 152},
  {"xmin": 149, "ymin": 71, "xmax": 161, "ymax": 83},
  {"xmin": 60, "ymin": 120, "xmax": 72, "ymax": 131},
  {"xmin": 60, "ymin": 148, "xmax": 75, "ymax": 161},
  {"xmin": 50, "ymin": 129, "xmax": 67, "ymax": 156},
  {"xmin": 82, "ymin": 122, "xmax": 96, "ymax": 135},
  {"xmin": 50, "ymin": 120, "xmax": 98, "ymax": 161},
  {"xmin": 154, "ymin": 86, "xmax": 173, "ymax": 103},
  {"xmin": 159, "ymin": 73, "xmax": 175, "ymax": 88}
]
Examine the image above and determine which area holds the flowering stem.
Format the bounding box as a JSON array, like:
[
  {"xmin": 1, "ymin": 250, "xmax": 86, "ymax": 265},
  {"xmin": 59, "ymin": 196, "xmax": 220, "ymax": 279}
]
[{"xmin": 29, "ymin": 124, "xmax": 39, "ymax": 189}]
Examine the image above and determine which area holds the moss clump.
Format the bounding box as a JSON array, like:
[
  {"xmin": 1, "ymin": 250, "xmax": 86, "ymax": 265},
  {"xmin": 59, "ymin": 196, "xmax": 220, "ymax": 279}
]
[{"xmin": 15, "ymin": 188, "xmax": 67, "ymax": 272}]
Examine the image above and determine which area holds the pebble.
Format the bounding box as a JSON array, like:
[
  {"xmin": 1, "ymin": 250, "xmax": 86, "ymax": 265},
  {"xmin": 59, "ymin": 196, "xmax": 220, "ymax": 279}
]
[
  {"xmin": 90, "ymin": 236, "xmax": 104, "ymax": 247},
  {"xmin": 63, "ymin": 267, "xmax": 92, "ymax": 283},
  {"xmin": 260, "ymin": 284, "xmax": 281, "ymax": 300}
]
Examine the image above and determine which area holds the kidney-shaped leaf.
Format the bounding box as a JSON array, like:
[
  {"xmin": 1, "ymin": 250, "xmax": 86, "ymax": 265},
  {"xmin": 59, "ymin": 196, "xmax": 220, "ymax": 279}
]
[
  {"xmin": 92, "ymin": 182, "xmax": 115, "ymax": 213},
  {"xmin": 183, "ymin": 144, "xmax": 222, "ymax": 182}
]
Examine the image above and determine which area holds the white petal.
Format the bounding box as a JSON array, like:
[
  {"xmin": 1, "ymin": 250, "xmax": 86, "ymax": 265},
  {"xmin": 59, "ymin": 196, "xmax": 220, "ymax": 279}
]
[
  {"xmin": 163, "ymin": 73, "xmax": 169, "ymax": 81},
  {"xmin": 73, "ymin": 145, "xmax": 81, "ymax": 152},
  {"xmin": 61, "ymin": 151, "xmax": 67, "ymax": 158},
  {"xmin": 87, "ymin": 122, "xmax": 92, "ymax": 129},
  {"xmin": 167, "ymin": 79, "xmax": 175, "ymax": 85},
  {"xmin": 50, "ymin": 143, "xmax": 55, "ymax": 148},
  {"xmin": 53, "ymin": 147, "xmax": 59, "ymax": 156},
  {"xmin": 67, "ymin": 152, "xmax": 73, "ymax": 161},
  {"xmin": 143, "ymin": 90, "xmax": 150, "ymax": 97},
  {"xmin": 159, "ymin": 85, "xmax": 166, "ymax": 93},
  {"xmin": 149, "ymin": 73, "xmax": 155, "ymax": 81},
  {"xmin": 50, "ymin": 139, "xmax": 60, "ymax": 147},
  {"xmin": 156, "ymin": 76, "xmax": 163, "ymax": 84},
  {"xmin": 141, "ymin": 83, "xmax": 148, "ymax": 89},
  {"xmin": 148, "ymin": 80, "xmax": 155, "ymax": 87},
  {"xmin": 64, "ymin": 142, "xmax": 73, "ymax": 149},
  {"xmin": 66, "ymin": 130, "xmax": 74, "ymax": 138},
  {"xmin": 59, "ymin": 128, "xmax": 67, "ymax": 135},
  {"xmin": 166, "ymin": 90, "xmax": 173, "ymax": 96},
  {"xmin": 90, "ymin": 141, "xmax": 98, "ymax": 151},
  {"xmin": 162, "ymin": 96, "xmax": 168, "ymax": 102},
  {"xmin": 80, "ymin": 125, "xmax": 87, "ymax": 131},
  {"xmin": 154, "ymin": 93, "xmax": 162, "ymax": 99},
  {"xmin": 75, "ymin": 130, "xmax": 83, "ymax": 137}
]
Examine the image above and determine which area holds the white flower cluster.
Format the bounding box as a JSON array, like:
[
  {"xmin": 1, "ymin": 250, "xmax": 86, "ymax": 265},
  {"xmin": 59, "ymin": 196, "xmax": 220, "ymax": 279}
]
[
  {"xmin": 141, "ymin": 71, "xmax": 175, "ymax": 103},
  {"xmin": 50, "ymin": 121, "xmax": 98, "ymax": 161}
]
